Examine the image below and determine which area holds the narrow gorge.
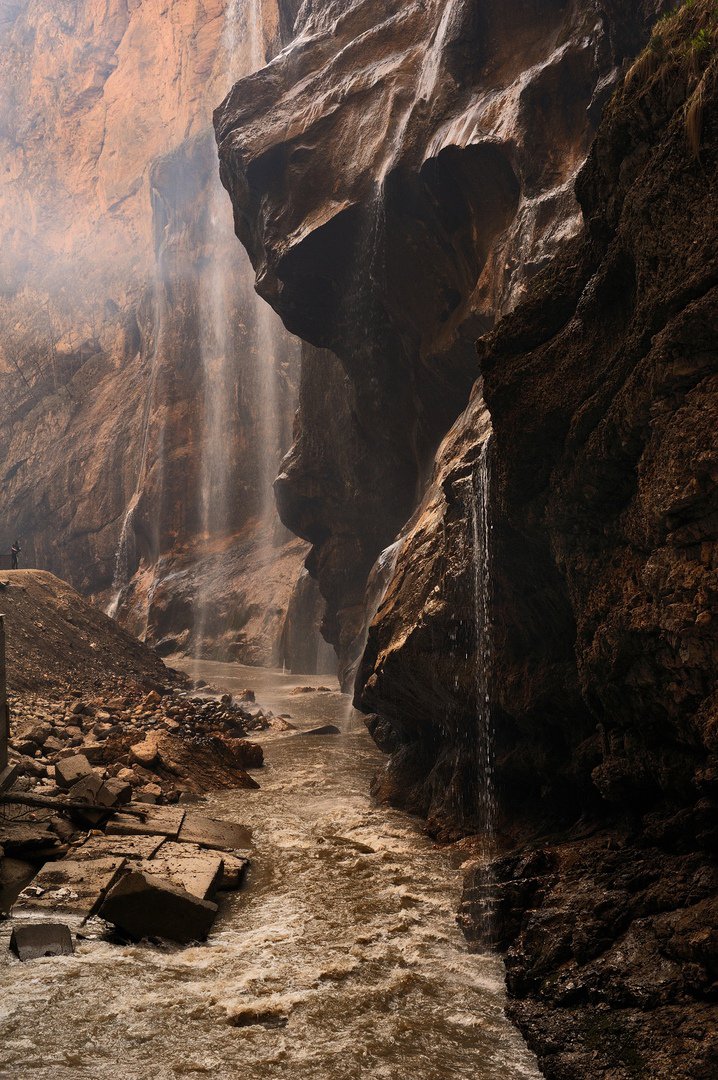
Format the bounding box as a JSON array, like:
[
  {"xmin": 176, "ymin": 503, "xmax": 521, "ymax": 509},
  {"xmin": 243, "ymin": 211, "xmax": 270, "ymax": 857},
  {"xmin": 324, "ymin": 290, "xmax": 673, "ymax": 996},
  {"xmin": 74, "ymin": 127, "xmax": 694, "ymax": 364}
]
[
  {"xmin": 215, "ymin": 0, "xmax": 718, "ymax": 1075},
  {"xmin": 0, "ymin": 1, "xmax": 716, "ymax": 1078}
]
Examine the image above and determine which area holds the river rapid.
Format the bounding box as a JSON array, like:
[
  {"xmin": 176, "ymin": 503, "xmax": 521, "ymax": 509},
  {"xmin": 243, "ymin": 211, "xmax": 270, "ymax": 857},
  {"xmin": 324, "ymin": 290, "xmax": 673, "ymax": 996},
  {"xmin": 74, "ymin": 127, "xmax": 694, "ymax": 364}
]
[{"xmin": 0, "ymin": 661, "xmax": 539, "ymax": 1080}]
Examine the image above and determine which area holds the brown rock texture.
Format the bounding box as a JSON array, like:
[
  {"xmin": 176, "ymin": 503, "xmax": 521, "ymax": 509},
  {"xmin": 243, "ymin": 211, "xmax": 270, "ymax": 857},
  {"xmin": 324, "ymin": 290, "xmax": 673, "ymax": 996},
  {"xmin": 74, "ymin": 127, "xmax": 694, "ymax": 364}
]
[
  {"xmin": 0, "ymin": 0, "xmax": 326, "ymax": 668},
  {"xmin": 217, "ymin": 0, "xmax": 718, "ymax": 1073},
  {"xmin": 215, "ymin": 0, "xmax": 661, "ymax": 680}
]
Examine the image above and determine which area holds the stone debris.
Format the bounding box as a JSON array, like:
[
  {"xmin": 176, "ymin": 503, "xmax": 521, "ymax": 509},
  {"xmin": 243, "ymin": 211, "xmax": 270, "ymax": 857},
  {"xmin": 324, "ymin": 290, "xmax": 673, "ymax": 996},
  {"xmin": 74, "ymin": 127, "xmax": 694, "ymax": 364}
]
[
  {"xmin": 55, "ymin": 754, "xmax": 94, "ymax": 790},
  {"xmin": 138, "ymin": 843, "xmax": 224, "ymax": 901},
  {"xmin": 10, "ymin": 922, "xmax": 74, "ymax": 961},
  {"xmin": 15, "ymin": 856, "xmax": 126, "ymax": 920},
  {"xmin": 99, "ymin": 870, "xmax": 218, "ymax": 944},
  {"xmin": 178, "ymin": 813, "xmax": 252, "ymax": 852},
  {"xmin": 8, "ymin": 680, "xmax": 269, "ymax": 803},
  {"xmin": 106, "ymin": 805, "xmax": 185, "ymax": 839}
]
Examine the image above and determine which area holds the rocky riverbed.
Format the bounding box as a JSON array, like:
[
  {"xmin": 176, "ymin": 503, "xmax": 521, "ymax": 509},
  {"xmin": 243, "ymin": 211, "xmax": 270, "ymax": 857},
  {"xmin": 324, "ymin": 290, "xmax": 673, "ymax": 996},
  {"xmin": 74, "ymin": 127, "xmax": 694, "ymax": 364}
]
[{"xmin": 0, "ymin": 661, "xmax": 542, "ymax": 1080}]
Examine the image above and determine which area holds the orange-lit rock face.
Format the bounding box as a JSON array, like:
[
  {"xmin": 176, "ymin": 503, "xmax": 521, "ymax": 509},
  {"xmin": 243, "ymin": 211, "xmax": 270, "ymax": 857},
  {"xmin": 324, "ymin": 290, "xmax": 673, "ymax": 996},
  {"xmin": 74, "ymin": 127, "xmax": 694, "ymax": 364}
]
[{"xmin": 0, "ymin": 0, "xmax": 319, "ymax": 666}]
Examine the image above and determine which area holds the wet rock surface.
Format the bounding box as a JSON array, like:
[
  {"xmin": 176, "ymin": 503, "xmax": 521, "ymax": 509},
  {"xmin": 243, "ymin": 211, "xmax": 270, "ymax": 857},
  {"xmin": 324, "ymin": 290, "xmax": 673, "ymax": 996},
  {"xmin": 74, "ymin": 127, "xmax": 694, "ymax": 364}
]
[
  {"xmin": 217, "ymin": 0, "xmax": 718, "ymax": 1074},
  {"xmin": 215, "ymin": 0, "xmax": 660, "ymax": 681}
]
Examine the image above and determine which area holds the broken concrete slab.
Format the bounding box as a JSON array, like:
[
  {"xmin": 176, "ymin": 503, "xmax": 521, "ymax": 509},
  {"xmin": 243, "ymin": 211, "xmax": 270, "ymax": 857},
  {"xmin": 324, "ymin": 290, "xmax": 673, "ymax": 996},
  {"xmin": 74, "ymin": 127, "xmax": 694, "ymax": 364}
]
[
  {"xmin": 140, "ymin": 842, "xmax": 223, "ymax": 901},
  {"xmin": 14, "ymin": 856, "xmax": 126, "ymax": 921},
  {"xmin": 217, "ymin": 852, "xmax": 250, "ymax": 890},
  {"xmin": 71, "ymin": 834, "xmax": 166, "ymax": 862},
  {"xmin": 178, "ymin": 813, "xmax": 252, "ymax": 852},
  {"xmin": 99, "ymin": 870, "xmax": 218, "ymax": 944},
  {"xmin": 0, "ymin": 821, "xmax": 61, "ymax": 856},
  {"xmin": 10, "ymin": 922, "xmax": 74, "ymax": 960},
  {"xmin": 55, "ymin": 754, "xmax": 94, "ymax": 790},
  {"xmin": 106, "ymin": 805, "xmax": 185, "ymax": 839}
]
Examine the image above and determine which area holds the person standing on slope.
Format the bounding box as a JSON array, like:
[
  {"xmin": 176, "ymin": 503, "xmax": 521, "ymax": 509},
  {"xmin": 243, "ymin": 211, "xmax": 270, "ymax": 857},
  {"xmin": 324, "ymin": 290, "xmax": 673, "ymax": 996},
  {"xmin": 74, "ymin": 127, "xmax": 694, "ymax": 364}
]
[{"xmin": 10, "ymin": 539, "xmax": 20, "ymax": 570}]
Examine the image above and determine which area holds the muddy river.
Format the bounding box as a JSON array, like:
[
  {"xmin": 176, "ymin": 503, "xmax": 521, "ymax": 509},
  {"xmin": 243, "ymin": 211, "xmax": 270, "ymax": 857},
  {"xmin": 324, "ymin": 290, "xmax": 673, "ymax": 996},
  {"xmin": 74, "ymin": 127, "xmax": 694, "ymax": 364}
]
[{"xmin": 0, "ymin": 662, "xmax": 539, "ymax": 1079}]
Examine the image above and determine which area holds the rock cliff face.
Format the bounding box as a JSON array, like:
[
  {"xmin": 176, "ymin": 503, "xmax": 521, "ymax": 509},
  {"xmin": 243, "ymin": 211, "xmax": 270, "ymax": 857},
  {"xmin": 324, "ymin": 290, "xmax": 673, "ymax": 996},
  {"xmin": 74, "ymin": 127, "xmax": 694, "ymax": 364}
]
[
  {"xmin": 216, "ymin": 0, "xmax": 660, "ymax": 683},
  {"xmin": 217, "ymin": 0, "xmax": 717, "ymax": 1074},
  {"xmin": 0, "ymin": 0, "xmax": 326, "ymax": 669}
]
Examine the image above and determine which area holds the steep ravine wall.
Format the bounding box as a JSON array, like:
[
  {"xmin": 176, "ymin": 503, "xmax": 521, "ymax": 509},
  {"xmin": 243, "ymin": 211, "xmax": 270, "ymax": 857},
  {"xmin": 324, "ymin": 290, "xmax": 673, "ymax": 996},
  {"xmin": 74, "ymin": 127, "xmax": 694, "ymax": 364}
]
[
  {"xmin": 216, "ymin": 0, "xmax": 661, "ymax": 684},
  {"xmin": 0, "ymin": 0, "xmax": 326, "ymax": 670},
  {"xmin": 217, "ymin": 0, "xmax": 717, "ymax": 1076}
]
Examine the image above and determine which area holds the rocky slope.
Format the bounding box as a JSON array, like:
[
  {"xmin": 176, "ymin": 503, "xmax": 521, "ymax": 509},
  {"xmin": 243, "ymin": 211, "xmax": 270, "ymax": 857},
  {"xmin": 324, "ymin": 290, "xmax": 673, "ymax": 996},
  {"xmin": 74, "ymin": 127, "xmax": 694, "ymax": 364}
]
[
  {"xmin": 216, "ymin": 0, "xmax": 717, "ymax": 1074},
  {"xmin": 0, "ymin": 0, "xmax": 326, "ymax": 670}
]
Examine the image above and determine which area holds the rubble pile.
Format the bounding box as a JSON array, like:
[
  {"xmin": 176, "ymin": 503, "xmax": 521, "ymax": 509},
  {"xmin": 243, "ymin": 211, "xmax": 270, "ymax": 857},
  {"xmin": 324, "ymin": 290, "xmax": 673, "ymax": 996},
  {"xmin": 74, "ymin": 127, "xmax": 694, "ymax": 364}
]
[{"xmin": 6, "ymin": 683, "xmax": 277, "ymax": 803}]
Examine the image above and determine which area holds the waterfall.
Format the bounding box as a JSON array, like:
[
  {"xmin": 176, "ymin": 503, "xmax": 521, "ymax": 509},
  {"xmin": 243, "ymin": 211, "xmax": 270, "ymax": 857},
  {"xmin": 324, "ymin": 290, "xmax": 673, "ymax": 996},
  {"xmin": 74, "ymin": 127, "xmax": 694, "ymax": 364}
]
[
  {"xmin": 468, "ymin": 434, "xmax": 497, "ymax": 940},
  {"xmin": 194, "ymin": 0, "xmax": 299, "ymax": 656},
  {"xmin": 106, "ymin": 289, "xmax": 165, "ymax": 622}
]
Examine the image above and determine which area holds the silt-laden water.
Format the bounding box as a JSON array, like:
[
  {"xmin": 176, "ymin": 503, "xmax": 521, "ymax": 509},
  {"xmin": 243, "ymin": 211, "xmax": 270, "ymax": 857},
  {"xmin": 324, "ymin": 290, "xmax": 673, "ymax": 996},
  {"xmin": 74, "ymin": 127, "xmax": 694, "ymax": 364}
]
[{"xmin": 0, "ymin": 662, "xmax": 539, "ymax": 1079}]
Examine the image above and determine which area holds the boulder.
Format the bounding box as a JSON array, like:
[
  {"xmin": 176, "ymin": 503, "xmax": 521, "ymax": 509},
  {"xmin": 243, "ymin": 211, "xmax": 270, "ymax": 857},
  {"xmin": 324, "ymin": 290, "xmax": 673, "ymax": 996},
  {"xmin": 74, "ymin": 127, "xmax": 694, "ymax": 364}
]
[
  {"xmin": 55, "ymin": 754, "xmax": 93, "ymax": 790},
  {"xmin": 10, "ymin": 922, "xmax": 74, "ymax": 961},
  {"xmin": 99, "ymin": 870, "xmax": 218, "ymax": 944},
  {"xmin": 130, "ymin": 738, "xmax": 159, "ymax": 769},
  {"xmin": 97, "ymin": 778, "xmax": 133, "ymax": 807},
  {"xmin": 68, "ymin": 773, "xmax": 104, "ymax": 803},
  {"xmin": 224, "ymin": 739, "xmax": 264, "ymax": 768}
]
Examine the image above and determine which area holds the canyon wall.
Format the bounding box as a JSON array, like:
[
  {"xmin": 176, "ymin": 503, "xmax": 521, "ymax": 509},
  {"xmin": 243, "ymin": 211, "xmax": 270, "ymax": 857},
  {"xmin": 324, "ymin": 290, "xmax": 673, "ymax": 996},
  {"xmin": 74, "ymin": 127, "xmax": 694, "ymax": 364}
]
[
  {"xmin": 216, "ymin": 0, "xmax": 659, "ymax": 684},
  {"xmin": 217, "ymin": 0, "xmax": 717, "ymax": 1074},
  {"xmin": 0, "ymin": 0, "xmax": 325, "ymax": 669}
]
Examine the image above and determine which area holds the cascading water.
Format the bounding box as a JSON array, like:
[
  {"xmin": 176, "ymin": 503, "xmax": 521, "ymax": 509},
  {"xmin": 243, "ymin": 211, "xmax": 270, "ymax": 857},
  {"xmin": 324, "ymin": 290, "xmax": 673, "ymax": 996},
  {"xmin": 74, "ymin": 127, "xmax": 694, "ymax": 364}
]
[
  {"xmin": 193, "ymin": 0, "xmax": 300, "ymax": 656},
  {"xmin": 106, "ymin": 289, "xmax": 165, "ymax": 623},
  {"xmin": 468, "ymin": 433, "xmax": 497, "ymax": 939},
  {"xmin": 470, "ymin": 435, "xmax": 495, "ymax": 850}
]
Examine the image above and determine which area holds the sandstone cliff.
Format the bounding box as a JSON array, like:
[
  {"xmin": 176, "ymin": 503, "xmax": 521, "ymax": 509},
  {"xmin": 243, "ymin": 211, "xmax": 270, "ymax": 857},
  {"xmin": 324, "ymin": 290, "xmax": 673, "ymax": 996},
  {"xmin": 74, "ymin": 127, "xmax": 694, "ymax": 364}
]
[
  {"xmin": 216, "ymin": 0, "xmax": 717, "ymax": 1074},
  {"xmin": 0, "ymin": 0, "xmax": 325, "ymax": 670}
]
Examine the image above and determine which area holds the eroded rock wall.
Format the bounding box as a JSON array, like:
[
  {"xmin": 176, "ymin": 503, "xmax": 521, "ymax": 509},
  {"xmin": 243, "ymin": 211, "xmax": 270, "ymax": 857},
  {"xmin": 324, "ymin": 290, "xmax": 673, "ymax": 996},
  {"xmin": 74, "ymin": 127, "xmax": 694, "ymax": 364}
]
[
  {"xmin": 216, "ymin": 0, "xmax": 662, "ymax": 681},
  {"xmin": 0, "ymin": 0, "xmax": 326, "ymax": 668},
  {"xmin": 217, "ymin": 0, "xmax": 718, "ymax": 1073}
]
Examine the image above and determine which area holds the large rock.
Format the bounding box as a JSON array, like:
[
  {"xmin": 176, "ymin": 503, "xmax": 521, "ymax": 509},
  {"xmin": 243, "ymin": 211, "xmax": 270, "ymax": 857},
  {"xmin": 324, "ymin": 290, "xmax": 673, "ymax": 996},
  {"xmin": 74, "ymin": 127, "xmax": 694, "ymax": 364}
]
[
  {"xmin": 55, "ymin": 753, "xmax": 94, "ymax": 791},
  {"xmin": 10, "ymin": 922, "xmax": 74, "ymax": 961},
  {"xmin": 99, "ymin": 870, "xmax": 218, "ymax": 944}
]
